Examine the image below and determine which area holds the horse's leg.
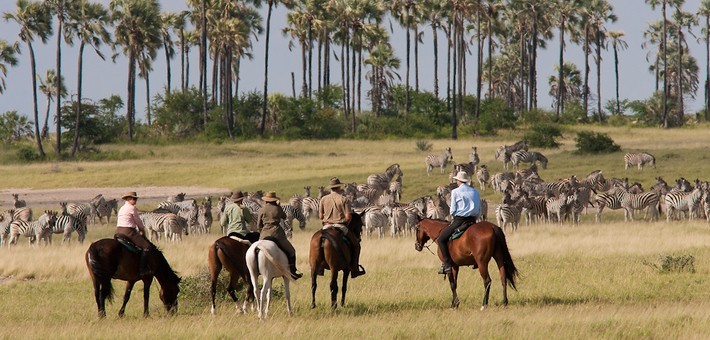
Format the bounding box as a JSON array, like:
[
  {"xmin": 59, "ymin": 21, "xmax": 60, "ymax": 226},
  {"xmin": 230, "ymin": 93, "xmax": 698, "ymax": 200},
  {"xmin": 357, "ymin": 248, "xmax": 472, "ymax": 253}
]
[
  {"xmin": 341, "ymin": 270, "xmax": 349, "ymax": 308},
  {"xmin": 261, "ymin": 277, "xmax": 273, "ymax": 320},
  {"xmin": 499, "ymin": 261, "xmax": 509, "ymax": 306},
  {"xmin": 448, "ymin": 268, "xmax": 460, "ymax": 309},
  {"xmin": 227, "ymin": 271, "xmax": 242, "ymax": 312},
  {"xmin": 241, "ymin": 271, "xmax": 255, "ymax": 313},
  {"xmin": 118, "ymin": 281, "xmax": 135, "ymax": 318},
  {"xmin": 478, "ymin": 261, "xmax": 492, "ymax": 311},
  {"xmin": 93, "ymin": 279, "xmax": 106, "ymax": 319},
  {"xmin": 209, "ymin": 256, "xmax": 222, "ymax": 315},
  {"xmin": 142, "ymin": 278, "xmax": 153, "ymax": 318},
  {"xmin": 310, "ymin": 267, "xmax": 318, "ymax": 309},
  {"xmin": 329, "ymin": 270, "xmax": 339, "ymax": 309},
  {"xmin": 283, "ymin": 277, "xmax": 292, "ymax": 316}
]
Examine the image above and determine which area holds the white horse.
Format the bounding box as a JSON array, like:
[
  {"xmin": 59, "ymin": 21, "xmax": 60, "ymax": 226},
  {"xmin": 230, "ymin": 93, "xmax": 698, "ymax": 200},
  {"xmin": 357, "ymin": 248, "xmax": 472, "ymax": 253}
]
[{"xmin": 246, "ymin": 240, "xmax": 294, "ymax": 320}]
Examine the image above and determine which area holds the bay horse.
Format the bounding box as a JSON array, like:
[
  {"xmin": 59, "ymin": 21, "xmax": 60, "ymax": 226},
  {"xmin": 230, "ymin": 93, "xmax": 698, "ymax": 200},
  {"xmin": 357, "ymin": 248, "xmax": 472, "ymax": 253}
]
[
  {"xmin": 208, "ymin": 236, "xmax": 255, "ymax": 315},
  {"xmin": 309, "ymin": 212, "xmax": 363, "ymax": 309},
  {"xmin": 246, "ymin": 240, "xmax": 294, "ymax": 320},
  {"xmin": 85, "ymin": 238, "xmax": 181, "ymax": 318},
  {"xmin": 414, "ymin": 219, "xmax": 518, "ymax": 310}
]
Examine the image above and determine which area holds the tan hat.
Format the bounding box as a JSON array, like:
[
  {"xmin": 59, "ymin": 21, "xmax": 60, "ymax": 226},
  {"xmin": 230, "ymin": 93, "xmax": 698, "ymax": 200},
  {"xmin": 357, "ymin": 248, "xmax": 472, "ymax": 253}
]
[
  {"xmin": 230, "ymin": 190, "xmax": 245, "ymax": 202},
  {"xmin": 122, "ymin": 191, "xmax": 139, "ymax": 200},
  {"xmin": 452, "ymin": 171, "xmax": 470, "ymax": 183},
  {"xmin": 263, "ymin": 191, "xmax": 280, "ymax": 202},
  {"xmin": 328, "ymin": 177, "xmax": 344, "ymax": 189}
]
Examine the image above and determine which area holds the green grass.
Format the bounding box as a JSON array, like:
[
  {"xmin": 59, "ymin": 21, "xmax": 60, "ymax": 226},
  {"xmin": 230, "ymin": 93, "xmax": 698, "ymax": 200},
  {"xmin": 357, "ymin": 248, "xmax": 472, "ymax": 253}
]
[{"xmin": 1, "ymin": 127, "xmax": 710, "ymax": 338}]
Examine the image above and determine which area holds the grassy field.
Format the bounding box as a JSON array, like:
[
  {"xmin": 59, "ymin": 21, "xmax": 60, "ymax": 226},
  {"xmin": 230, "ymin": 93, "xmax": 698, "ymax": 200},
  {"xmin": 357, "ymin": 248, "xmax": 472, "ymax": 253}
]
[{"xmin": 1, "ymin": 127, "xmax": 709, "ymax": 339}]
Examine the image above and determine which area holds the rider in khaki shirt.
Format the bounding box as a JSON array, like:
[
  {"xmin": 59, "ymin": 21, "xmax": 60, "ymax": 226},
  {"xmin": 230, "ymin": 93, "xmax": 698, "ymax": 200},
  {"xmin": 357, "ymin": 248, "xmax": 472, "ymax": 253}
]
[
  {"xmin": 319, "ymin": 177, "xmax": 366, "ymax": 278},
  {"xmin": 257, "ymin": 191, "xmax": 302, "ymax": 280}
]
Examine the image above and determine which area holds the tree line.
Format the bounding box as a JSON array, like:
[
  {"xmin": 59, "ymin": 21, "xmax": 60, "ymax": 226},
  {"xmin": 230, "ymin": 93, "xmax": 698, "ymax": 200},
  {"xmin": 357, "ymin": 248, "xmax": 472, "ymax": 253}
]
[{"xmin": 1, "ymin": 0, "xmax": 710, "ymax": 160}]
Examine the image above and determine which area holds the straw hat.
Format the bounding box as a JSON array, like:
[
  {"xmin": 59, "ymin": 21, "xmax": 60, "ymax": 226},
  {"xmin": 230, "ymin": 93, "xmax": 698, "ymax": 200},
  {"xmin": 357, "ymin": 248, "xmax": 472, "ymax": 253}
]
[
  {"xmin": 263, "ymin": 191, "xmax": 280, "ymax": 202},
  {"xmin": 122, "ymin": 191, "xmax": 139, "ymax": 200},
  {"xmin": 230, "ymin": 190, "xmax": 245, "ymax": 202},
  {"xmin": 452, "ymin": 171, "xmax": 470, "ymax": 183},
  {"xmin": 328, "ymin": 177, "xmax": 344, "ymax": 189}
]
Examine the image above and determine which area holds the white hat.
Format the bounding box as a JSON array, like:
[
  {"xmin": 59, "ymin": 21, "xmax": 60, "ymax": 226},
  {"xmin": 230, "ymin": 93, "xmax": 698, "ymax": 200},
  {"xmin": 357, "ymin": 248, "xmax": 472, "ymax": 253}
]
[{"xmin": 452, "ymin": 171, "xmax": 470, "ymax": 183}]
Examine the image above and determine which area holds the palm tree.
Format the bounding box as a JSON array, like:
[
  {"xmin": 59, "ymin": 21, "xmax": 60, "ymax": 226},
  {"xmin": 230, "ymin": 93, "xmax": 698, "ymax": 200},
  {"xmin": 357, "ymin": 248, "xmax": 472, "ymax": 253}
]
[
  {"xmin": 160, "ymin": 12, "xmax": 178, "ymax": 95},
  {"xmin": 700, "ymin": 0, "xmax": 710, "ymax": 120},
  {"xmin": 3, "ymin": 0, "xmax": 53, "ymax": 159},
  {"xmin": 64, "ymin": 0, "xmax": 111, "ymax": 156},
  {"xmin": 608, "ymin": 30, "xmax": 627, "ymax": 115},
  {"xmin": 364, "ymin": 42, "xmax": 401, "ymax": 117},
  {"xmin": 548, "ymin": 62, "xmax": 583, "ymax": 112},
  {"xmin": 45, "ymin": 0, "xmax": 72, "ymax": 156},
  {"xmin": 589, "ymin": 0, "xmax": 616, "ymax": 122},
  {"xmin": 671, "ymin": 3, "xmax": 696, "ymax": 123},
  {"xmin": 111, "ymin": 0, "xmax": 162, "ymax": 141},
  {"xmin": 645, "ymin": 0, "xmax": 671, "ymax": 127},
  {"xmin": 38, "ymin": 69, "xmax": 66, "ymax": 140},
  {"xmin": 421, "ymin": 0, "xmax": 449, "ymax": 99},
  {"xmin": 389, "ymin": 0, "xmax": 418, "ymax": 113},
  {"xmin": 554, "ymin": 0, "xmax": 581, "ymax": 118},
  {"xmin": 284, "ymin": 4, "xmax": 311, "ymax": 97},
  {"xmin": 0, "ymin": 39, "xmax": 20, "ymax": 94}
]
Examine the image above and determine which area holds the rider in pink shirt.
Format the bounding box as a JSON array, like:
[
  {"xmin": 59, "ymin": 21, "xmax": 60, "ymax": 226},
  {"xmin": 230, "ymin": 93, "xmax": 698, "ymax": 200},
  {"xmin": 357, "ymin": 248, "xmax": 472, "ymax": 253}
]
[{"xmin": 115, "ymin": 191, "xmax": 154, "ymax": 276}]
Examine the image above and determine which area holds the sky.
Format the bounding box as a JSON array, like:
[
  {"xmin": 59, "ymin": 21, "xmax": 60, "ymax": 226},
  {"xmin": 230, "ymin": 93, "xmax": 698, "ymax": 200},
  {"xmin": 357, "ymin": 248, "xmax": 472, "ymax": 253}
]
[{"xmin": 0, "ymin": 1, "xmax": 707, "ymax": 129}]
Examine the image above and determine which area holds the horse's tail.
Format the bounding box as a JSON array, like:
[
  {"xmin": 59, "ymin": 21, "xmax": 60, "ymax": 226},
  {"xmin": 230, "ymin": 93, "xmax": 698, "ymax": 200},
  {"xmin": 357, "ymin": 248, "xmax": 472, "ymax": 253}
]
[
  {"xmin": 257, "ymin": 241, "xmax": 295, "ymax": 282},
  {"xmin": 86, "ymin": 243, "xmax": 114, "ymax": 303},
  {"xmin": 493, "ymin": 226, "xmax": 519, "ymax": 291}
]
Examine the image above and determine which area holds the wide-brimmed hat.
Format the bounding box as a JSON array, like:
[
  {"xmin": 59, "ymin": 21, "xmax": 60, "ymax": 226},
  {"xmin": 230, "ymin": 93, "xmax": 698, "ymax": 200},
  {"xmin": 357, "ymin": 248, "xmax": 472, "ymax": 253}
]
[
  {"xmin": 230, "ymin": 190, "xmax": 245, "ymax": 202},
  {"xmin": 328, "ymin": 177, "xmax": 344, "ymax": 189},
  {"xmin": 452, "ymin": 171, "xmax": 470, "ymax": 183},
  {"xmin": 122, "ymin": 191, "xmax": 139, "ymax": 200},
  {"xmin": 263, "ymin": 191, "xmax": 280, "ymax": 202}
]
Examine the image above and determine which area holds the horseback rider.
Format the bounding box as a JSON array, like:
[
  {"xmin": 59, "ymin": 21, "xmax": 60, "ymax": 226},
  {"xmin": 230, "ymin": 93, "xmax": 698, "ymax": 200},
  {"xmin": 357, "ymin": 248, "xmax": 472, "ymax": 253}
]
[
  {"xmin": 319, "ymin": 177, "xmax": 366, "ymax": 278},
  {"xmin": 437, "ymin": 171, "xmax": 481, "ymax": 274},
  {"xmin": 115, "ymin": 191, "xmax": 155, "ymax": 276},
  {"xmin": 257, "ymin": 191, "xmax": 303, "ymax": 280},
  {"xmin": 221, "ymin": 190, "xmax": 259, "ymax": 243}
]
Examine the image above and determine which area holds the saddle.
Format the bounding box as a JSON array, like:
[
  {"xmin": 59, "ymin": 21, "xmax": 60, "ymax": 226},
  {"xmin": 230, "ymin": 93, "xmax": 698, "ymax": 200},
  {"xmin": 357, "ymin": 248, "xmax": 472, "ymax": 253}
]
[
  {"xmin": 114, "ymin": 234, "xmax": 141, "ymax": 254},
  {"xmin": 449, "ymin": 221, "xmax": 477, "ymax": 241},
  {"xmin": 317, "ymin": 229, "xmax": 352, "ymax": 275}
]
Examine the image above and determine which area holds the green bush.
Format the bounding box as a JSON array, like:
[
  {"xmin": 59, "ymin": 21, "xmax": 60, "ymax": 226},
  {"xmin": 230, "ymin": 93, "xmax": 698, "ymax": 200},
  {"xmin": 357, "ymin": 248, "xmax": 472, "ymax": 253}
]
[
  {"xmin": 476, "ymin": 98, "xmax": 517, "ymax": 135},
  {"xmin": 16, "ymin": 145, "xmax": 40, "ymax": 162},
  {"xmin": 574, "ymin": 130, "xmax": 621, "ymax": 154},
  {"xmin": 643, "ymin": 255, "xmax": 696, "ymax": 273},
  {"xmin": 415, "ymin": 139, "xmax": 432, "ymax": 151},
  {"xmin": 523, "ymin": 123, "xmax": 563, "ymax": 148}
]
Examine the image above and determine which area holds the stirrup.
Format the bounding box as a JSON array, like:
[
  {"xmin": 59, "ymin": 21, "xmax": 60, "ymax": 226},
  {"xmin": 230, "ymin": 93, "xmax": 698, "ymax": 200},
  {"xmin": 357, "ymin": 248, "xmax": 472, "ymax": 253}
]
[
  {"xmin": 438, "ymin": 263, "xmax": 452, "ymax": 275},
  {"xmin": 351, "ymin": 265, "xmax": 366, "ymax": 278}
]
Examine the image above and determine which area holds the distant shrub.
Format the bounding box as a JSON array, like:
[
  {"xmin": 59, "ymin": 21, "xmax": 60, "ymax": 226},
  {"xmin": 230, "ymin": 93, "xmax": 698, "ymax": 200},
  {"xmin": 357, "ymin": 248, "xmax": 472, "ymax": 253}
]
[
  {"xmin": 415, "ymin": 139, "xmax": 432, "ymax": 152},
  {"xmin": 524, "ymin": 123, "xmax": 563, "ymax": 148},
  {"xmin": 643, "ymin": 255, "xmax": 695, "ymax": 273},
  {"xmin": 477, "ymin": 98, "xmax": 517, "ymax": 135},
  {"xmin": 16, "ymin": 145, "xmax": 40, "ymax": 162},
  {"xmin": 574, "ymin": 131, "xmax": 620, "ymax": 154}
]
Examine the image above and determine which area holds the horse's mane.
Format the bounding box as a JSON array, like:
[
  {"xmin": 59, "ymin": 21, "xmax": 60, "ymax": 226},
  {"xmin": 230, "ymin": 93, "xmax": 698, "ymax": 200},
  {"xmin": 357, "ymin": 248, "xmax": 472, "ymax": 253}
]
[
  {"xmin": 349, "ymin": 212, "xmax": 364, "ymax": 237},
  {"xmin": 422, "ymin": 217, "xmax": 449, "ymax": 224},
  {"xmin": 152, "ymin": 246, "xmax": 181, "ymax": 284}
]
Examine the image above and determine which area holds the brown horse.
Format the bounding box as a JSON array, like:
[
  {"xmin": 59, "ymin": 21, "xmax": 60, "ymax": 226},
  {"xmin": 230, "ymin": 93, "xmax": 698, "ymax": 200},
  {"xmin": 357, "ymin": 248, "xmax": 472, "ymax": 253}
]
[
  {"xmin": 309, "ymin": 213, "xmax": 363, "ymax": 309},
  {"xmin": 85, "ymin": 238, "xmax": 180, "ymax": 318},
  {"xmin": 414, "ymin": 219, "xmax": 518, "ymax": 310},
  {"xmin": 208, "ymin": 236, "xmax": 255, "ymax": 315}
]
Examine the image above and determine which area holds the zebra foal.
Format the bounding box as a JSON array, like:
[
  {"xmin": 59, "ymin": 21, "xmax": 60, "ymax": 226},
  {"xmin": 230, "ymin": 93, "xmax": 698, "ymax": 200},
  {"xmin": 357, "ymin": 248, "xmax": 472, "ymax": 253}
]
[
  {"xmin": 624, "ymin": 152, "xmax": 656, "ymax": 171},
  {"xmin": 425, "ymin": 147, "xmax": 453, "ymax": 175}
]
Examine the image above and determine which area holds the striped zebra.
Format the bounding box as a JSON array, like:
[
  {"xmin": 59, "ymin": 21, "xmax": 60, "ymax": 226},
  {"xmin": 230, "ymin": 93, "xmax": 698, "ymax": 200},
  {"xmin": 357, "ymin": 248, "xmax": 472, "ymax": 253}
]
[
  {"xmin": 476, "ymin": 165, "xmax": 490, "ymax": 192},
  {"xmin": 425, "ymin": 147, "xmax": 453, "ymax": 176},
  {"xmin": 381, "ymin": 204, "xmax": 408, "ymax": 237},
  {"xmin": 11, "ymin": 206, "xmax": 33, "ymax": 222},
  {"xmin": 45, "ymin": 213, "xmax": 86, "ymax": 244},
  {"xmin": 450, "ymin": 162, "xmax": 475, "ymax": 183},
  {"xmin": 495, "ymin": 141, "xmax": 528, "ymax": 170},
  {"xmin": 195, "ymin": 200, "xmax": 213, "ymax": 234},
  {"xmin": 664, "ymin": 188, "xmax": 704, "ymax": 222},
  {"xmin": 140, "ymin": 212, "xmax": 185, "ymax": 242},
  {"xmin": 60, "ymin": 202, "xmax": 90, "ymax": 229},
  {"xmin": 491, "ymin": 172, "xmax": 515, "ymax": 193},
  {"xmin": 300, "ymin": 196, "xmax": 319, "ymax": 221},
  {"xmin": 619, "ymin": 191, "xmax": 660, "ymax": 222},
  {"xmin": 11, "ymin": 193, "xmax": 26, "ymax": 208},
  {"xmin": 624, "ymin": 152, "xmax": 656, "ymax": 170},
  {"xmin": 389, "ymin": 176, "xmax": 403, "ymax": 202},
  {"xmin": 594, "ymin": 188, "xmax": 624, "ymax": 223},
  {"xmin": 703, "ymin": 192, "xmax": 710, "ymax": 223},
  {"xmin": 469, "ymin": 146, "xmax": 480, "ymax": 173},
  {"xmin": 424, "ymin": 195, "xmax": 448, "ymax": 220},
  {"xmin": 523, "ymin": 194, "xmax": 549, "ymax": 224},
  {"xmin": 97, "ymin": 198, "xmax": 118, "ymax": 224},
  {"xmin": 511, "ymin": 150, "xmax": 548, "ymax": 170},
  {"xmin": 496, "ymin": 194, "xmax": 530, "ymax": 232},
  {"xmin": 156, "ymin": 201, "xmax": 182, "ymax": 214},
  {"xmin": 479, "ymin": 199, "xmax": 489, "ymax": 221},
  {"xmin": 368, "ymin": 163, "xmax": 403, "ymax": 191},
  {"xmin": 280, "ymin": 204, "xmax": 306, "ymax": 239},
  {"xmin": 0, "ymin": 210, "xmax": 14, "ymax": 247},
  {"xmin": 177, "ymin": 203, "xmax": 199, "ymax": 234},
  {"xmin": 516, "ymin": 164, "xmax": 539, "ymax": 180},
  {"xmin": 29, "ymin": 211, "xmax": 60, "ymax": 246},
  {"xmin": 546, "ymin": 192, "xmax": 572, "ymax": 224},
  {"xmin": 8, "ymin": 211, "xmax": 57, "ymax": 247},
  {"xmin": 362, "ymin": 206, "xmax": 388, "ymax": 239}
]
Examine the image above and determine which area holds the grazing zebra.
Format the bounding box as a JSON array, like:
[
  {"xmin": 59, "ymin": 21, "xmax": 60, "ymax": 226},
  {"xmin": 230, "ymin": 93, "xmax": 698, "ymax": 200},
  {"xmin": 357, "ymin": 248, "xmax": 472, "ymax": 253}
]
[
  {"xmin": 624, "ymin": 152, "xmax": 656, "ymax": 170},
  {"xmin": 11, "ymin": 193, "xmax": 26, "ymax": 208},
  {"xmin": 363, "ymin": 206, "xmax": 388, "ymax": 239},
  {"xmin": 469, "ymin": 147, "xmax": 480, "ymax": 173},
  {"xmin": 476, "ymin": 165, "xmax": 490, "ymax": 192},
  {"xmin": 511, "ymin": 150, "xmax": 548, "ymax": 170},
  {"xmin": 619, "ymin": 191, "xmax": 660, "ymax": 222},
  {"xmin": 425, "ymin": 147, "xmax": 453, "ymax": 175},
  {"xmin": 368, "ymin": 163, "xmax": 403, "ymax": 192},
  {"xmin": 9, "ymin": 211, "xmax": 57, "ymax": 247},
  {"xmin": 664, "ymin": 188, "xmax": 704, "ymax": 222},
  {"xmin": 280, "ymin": 204, "xmax": 306, "ymax": 239},
  {"xmin": 495, "ymin": 141, "xmax": 528, "ymax": 170}
]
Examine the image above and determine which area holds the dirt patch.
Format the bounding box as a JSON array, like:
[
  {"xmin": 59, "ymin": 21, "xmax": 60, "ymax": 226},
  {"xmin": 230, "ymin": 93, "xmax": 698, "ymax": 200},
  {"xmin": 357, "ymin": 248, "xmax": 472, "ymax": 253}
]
[{"xmin": 1, "ymin": 186, "xmax": 230, "ymax": 207}]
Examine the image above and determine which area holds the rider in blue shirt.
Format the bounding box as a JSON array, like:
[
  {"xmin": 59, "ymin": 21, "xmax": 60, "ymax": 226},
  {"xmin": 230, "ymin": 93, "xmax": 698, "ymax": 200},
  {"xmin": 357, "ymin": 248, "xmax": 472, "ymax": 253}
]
[{"xmin": 437, "ymin": 171, "xmax": 482, "ymax": 274}]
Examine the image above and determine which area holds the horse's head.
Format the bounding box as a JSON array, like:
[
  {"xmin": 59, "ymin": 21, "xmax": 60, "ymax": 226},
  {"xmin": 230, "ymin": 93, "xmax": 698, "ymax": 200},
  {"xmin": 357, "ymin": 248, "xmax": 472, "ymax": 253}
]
[
  {"xmin": 348, "ymin": 212, "xmax": 364, "ymax": 238},
  {"xmin": 414, "ymin": 219, "xmax": 431, "ymax": 252},
  {"xmin": 159, "ymin": 276, "xmax": 180, "ymax": 315}
]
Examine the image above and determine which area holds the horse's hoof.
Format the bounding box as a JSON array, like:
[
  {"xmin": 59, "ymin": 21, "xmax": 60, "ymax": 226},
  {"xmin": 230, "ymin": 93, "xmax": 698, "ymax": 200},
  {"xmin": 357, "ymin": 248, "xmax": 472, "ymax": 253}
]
[
  {"xmin": 210, "ymin": 306, "xmax": 216, "ymax": 315},
  {"xmin": 480, "ymin": 305, "xmax": 487, "ymax": 311}
]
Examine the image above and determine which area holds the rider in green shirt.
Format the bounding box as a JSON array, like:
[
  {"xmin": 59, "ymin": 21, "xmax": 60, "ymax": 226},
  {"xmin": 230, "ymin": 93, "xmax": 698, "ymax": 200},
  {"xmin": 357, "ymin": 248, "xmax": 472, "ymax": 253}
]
[{"xmin": 220, "ymin": 190, "xmax": 259, "ymax": 243}]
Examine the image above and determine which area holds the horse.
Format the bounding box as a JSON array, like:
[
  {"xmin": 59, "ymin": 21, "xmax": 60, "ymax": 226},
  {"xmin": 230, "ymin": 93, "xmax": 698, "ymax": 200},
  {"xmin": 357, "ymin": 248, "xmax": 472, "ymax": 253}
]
[
  {"xmin": 208, "ymin": 236, "xmax": 255, "ymax": 315},
  {"xmin": 308, "ymin": 212, "xmax": 363, "ymax": 309},
  {"xmin": 85, "ymin": 238, "xmax": 181, "ymax": 319},
  {"xmin": 245, "ymin": 240, "xmax": 294, "ymax": 320},
  {"xmin": 414, "ymin": 219, "xmax": 519, "ymax": 310}
]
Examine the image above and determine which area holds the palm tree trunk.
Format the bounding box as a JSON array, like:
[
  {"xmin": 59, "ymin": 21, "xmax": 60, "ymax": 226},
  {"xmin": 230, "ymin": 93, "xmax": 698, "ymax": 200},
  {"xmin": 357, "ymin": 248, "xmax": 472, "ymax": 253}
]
[
  {"xmin": 706, "ymin": 15, "xmax": 709, "ymax": 121},
  {"xmin": 557, "ymin": 18, "xmax": 565, "ymax": 118},
  {"xmin": 42, "ymin": 91, "xmax": 51, "ymax": 140},
  {"xmin": 432, "ymin": 22, "xmax": 439, "ymax": 99},
  {"xmin": 487, "ymin": 15, "xmax": 493, "ymax": 99},
  {"xmin": 446, "ymin": 21, "xmax": 452, "ymax": 111},
  {"xmin": 260, "ymin": 1, "xmax": 273, "ymax": 136},
  {"xmin": 317, "ymin": 37, "xmax": 322, "ymax": 94},
  {"xmin": 28, "ymin": 42, "xmax": 45, "ymax": 159},
  {"xmin": 164, "ymin": 39, "xmax": 171, "ymax": 95},
  {"xmin": 301, "ymin": 40, "xmax": 307, "ymax": 97},
  {"xmin": 70, "ymin": 42, "xmax": 85, "ymax": 157},
  {"xmin": 613, "ymin": 42, "xmax": 620, "ymax": 115},
  {"xmin": 308, "ymin": 22, "xmax": 313, "ymax": 99},
  {"xmin": 596, "ymin": 30, "xmax": 602, "ymax": 122},
  {"xmin": 414, "ymin": 24, "xmax": 419, "ymax": 92},
  {"xmin": 55, "ymin": 11, "xmax": 63, "ymax": 156},
  {"xmin": 583, "ymin": 24, "xmax": 590, "ymax": 119},
  {"xmin": 212, "ymin": 48, "xmax": 219, "ymax": 105},
  {"xmin": 357, "ymin": 43, "xmax": 362, "ymax": 113},
  {"xmin": 530, "ymin": 18, "xmax": 538, "ymax": 110},
  {"xmin": 678, "ymin": 26, "xmax": 684, "ymax": 123},
  {"xmin": 475, "ymin": 3, "xmax": 482, "ymax": 126},
  {"xmin": 180, "ymin": 29, "xmax": 185, "ymax": 93},
  {"xmin": 145, "ymin": 70, "xmax": 151, "ymax": 126},
  {"xmin": 405, "ymin": 22, "xmax": 411, "ymax": 113},
  {"xmin": 128, "ymin": 52, "xmax": 136, "ymax": 141},
  {"xmin": 340, "ymin": 40, "xmax": 346, "ymax": 116},
  {"xmin": 661, "ymin": 0, "xmax": 668, "ymax": 128},
  {"xmin": 201, "ymin": 0, "xmax": 208, "ymax": 128}
]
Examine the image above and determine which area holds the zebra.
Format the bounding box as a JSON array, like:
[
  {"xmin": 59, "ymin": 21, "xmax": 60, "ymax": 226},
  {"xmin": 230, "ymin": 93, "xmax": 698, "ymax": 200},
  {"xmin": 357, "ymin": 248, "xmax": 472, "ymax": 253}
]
[
  {"xmin": 546, "ymin": 192, "xmax": 571, "ymax": 224},
  {"xmin": 479, "ymin": 199, "xmax": 488, "ymax": 221},
  {"xmin": 495, "ymin": 141, "xmax": 528, "ymax": 170},
  {"xmin": 31, "ymin": 211, "xmax": 60, "ymax": 246},
  {"xmin": 11, "ymin": 193, "xmax": 26, "ymax": 208},
  {"xmin": 496, "ymin": 193, "xmax": 530, "ymax": 232},
  {"xmin": 511, "ymin": 150, "xmax": 548, "ymax": 170},
  {"xmin": 491, "ymin": 172, "xmax": 515, "ymax": 193},
  {"xmin": 60, "ymin": 202, "xmax": 90, "ymax": 230},
  {"xmin": 664, "ymin": 188, "xmax": 704, "ymax": 222},
  {"xmin": 389, "ymin": 176, "xmax": 403, "ymax": 202},
  {"xmin": 594, "ymin": 188, "xmax": 625, "ymax": 223},
  {"xmin": 424, "ymin": 194, "xmax": 448, "ymax": 221},
  {"xmin": 425, "ymin": 147, "xmax": 453, "ymax": 175},
  {"xmin": 381, "ymin": 204, "xmax": 408, "ymax": 237},
  {"xmin": 450, "ymin": 162, "xmax": 475, "ymax": 183},
  {"xmin": 9, "ymin": 211, "xmax": 57, "ymax": 247},
  {"xmin": 97, "ymin": 198, "xmax": 118, "ymax": 224},
  {"xmin": 0, "ymin": 210, "xmax": 14, "ymax": 247},
  {"xmin": 524, "ymin": 194, "xmax": 549, "ymax": 224},
  {"xmin": 156, "ymin": 201, "xmax": 182, "ymax": 214},
  {"xmin": 624, "ymin": 152, "xmax": 656, "ymax": 170},
  {"xmin": 476, "ymin": 165, "xmax": 490, "ymax": 192},
  {"xmin": 280, "ymin": 204, "xmax": 306, "ymax": 239},
  {"xmin": 619, "ymin": 190, "xmax": 660, "ymax": 222},
  {"xmin": 49, "ymin": 213, "xmax": 86, "ymax": 244},
  {"xmin": 196, "ymin": 200, "xmax": 213, "ymax": 234},
  {"xmin": 368, "ymin": 163, "xmax": 403, "ymax": 192},
  {"xmin": 363, "ymin": 206, "xmax": 388, "ymax": 239},
  {"xmin": 300, "ymin": 196, "xmax": 319, "ymax": 221},
  {"xmin": 140, "ymin": 212, "xmax": 183, "ymax": 242},
  {"xmin": 469, "ymin": 146, "xmax": 480, "ymax": 173},
  {"xmin": 11, "ymin": 206, "xmax": 33, "ymax": 222},
  {"xmin": 177, "ymin": 203, "xmax": 199, "ymax": 234}
]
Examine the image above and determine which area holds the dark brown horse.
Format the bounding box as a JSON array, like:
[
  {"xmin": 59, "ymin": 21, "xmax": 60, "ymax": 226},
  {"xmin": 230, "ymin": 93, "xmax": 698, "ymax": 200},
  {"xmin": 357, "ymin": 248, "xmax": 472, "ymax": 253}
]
[
  {"xmin": 309, "ymin": 213, "xmax": 363, "ymax": 309},
  {"xmin": 415, "ymin": 219, "xmax": 518, "ymax": 310},
  {"xmin": 85, "ymin": 238, "xmax": 180, "ymax": 318},
  {"xmin": 208, "ymin": 236, "xmax": 255, "ymax": 315}
]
